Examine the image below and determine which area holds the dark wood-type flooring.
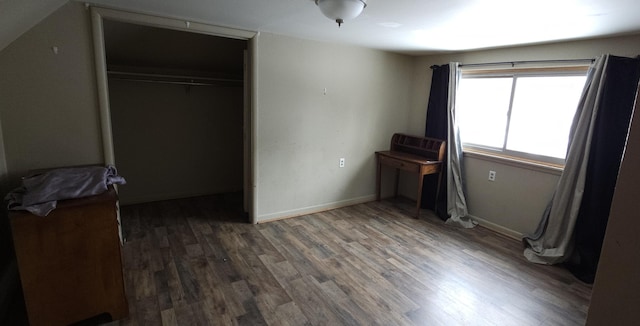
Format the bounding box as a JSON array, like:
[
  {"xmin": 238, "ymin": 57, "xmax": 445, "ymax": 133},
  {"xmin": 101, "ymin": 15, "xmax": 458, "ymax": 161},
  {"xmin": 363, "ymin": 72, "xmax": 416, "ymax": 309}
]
[{"xmin": 106, "ymin": 194, "xmax": 591, "ymax": 326}]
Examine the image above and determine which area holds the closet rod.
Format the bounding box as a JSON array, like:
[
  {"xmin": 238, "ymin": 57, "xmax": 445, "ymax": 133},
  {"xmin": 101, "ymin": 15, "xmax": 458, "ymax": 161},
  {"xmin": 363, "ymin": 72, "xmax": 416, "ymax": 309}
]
[
  {"xmin": 458, "ymin": 58, "xmax": 594, "ymax": 68},
  {"xmin": 108, "ymin": 77, "xmax": 225, "ymax": 87},
  {"xmin": 107, "ymin": 70, "xmax": 242, "ymax": 84}
]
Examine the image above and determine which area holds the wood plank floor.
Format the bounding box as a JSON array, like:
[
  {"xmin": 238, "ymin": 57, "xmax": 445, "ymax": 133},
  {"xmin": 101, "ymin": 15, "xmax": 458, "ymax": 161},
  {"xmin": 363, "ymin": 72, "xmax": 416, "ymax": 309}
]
[{"xmin": 107, "ymin": 194, "xmax": 591, "ymax": 326}]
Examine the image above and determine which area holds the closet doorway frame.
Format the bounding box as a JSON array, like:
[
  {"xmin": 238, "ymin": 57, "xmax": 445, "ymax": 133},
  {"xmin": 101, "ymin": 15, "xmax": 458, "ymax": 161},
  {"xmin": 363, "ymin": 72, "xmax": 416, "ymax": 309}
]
[{"xmin": 90, "ymin": 6, "xmax": 259, "ymax": 223}]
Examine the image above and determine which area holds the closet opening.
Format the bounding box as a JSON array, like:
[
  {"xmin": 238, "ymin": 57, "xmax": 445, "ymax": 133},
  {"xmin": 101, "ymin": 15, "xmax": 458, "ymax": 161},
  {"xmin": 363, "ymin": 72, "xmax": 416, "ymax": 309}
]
[{"xmin": 91, "ymin": 7, "xmax": 256, "ymax": 223}]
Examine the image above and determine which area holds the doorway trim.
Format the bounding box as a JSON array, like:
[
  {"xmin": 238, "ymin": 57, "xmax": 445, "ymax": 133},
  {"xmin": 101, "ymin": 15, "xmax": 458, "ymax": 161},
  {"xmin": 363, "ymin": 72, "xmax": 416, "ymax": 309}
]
[{"xmin": 90, "ymin": 6, "xmax": 258, "ymax": 222}]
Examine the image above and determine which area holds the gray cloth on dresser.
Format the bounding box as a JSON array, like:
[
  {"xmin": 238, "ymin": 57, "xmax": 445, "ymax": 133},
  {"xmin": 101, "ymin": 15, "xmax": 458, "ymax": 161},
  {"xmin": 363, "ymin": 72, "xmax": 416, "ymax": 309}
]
[{"xmin": 5, "ymin": 165, "xmax": 126, "ymax": 216}]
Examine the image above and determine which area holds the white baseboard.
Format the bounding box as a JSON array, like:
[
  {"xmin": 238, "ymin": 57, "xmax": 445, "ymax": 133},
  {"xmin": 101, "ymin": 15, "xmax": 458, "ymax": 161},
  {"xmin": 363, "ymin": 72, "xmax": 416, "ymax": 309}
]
[
  {"xmin": 255, "ymin": 198, "xmax": 525, "ymax": 242},
  {"xmin": 256, "ymin": 195, "xmax": 377, "ymax": 224},
  {"xmin": 469, "ymin": 214, "xmax": 523, "ymax": 241}
]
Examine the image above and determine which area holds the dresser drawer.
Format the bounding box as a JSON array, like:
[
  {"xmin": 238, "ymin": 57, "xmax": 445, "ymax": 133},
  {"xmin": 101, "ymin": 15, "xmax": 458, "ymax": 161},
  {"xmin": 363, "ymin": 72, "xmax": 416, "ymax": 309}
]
[{"xmin": 379, "ymin": 155, "xmax": 419, "ymax": 173}]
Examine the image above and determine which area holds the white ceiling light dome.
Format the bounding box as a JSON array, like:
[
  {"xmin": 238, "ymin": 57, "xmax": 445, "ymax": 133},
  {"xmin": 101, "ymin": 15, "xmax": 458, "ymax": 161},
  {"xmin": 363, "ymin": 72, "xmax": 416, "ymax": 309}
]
[{"xmin": 315, "ymin": 0, "xmax": 367, "ymax": 27}]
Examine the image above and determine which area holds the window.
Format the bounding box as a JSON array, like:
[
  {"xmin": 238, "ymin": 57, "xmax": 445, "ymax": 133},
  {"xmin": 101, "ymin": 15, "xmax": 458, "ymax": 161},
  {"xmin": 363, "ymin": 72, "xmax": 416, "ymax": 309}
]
[{"xmin": 456, "ymin": 67, "xmax": 588, "ymax": 165}]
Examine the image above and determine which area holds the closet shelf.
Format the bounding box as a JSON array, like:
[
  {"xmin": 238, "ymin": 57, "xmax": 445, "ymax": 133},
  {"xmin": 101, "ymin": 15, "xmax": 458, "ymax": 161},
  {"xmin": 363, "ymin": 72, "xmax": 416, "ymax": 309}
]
[{"xmin": 107, "ymin": 69, "xmax": 243, "ymax": 87}]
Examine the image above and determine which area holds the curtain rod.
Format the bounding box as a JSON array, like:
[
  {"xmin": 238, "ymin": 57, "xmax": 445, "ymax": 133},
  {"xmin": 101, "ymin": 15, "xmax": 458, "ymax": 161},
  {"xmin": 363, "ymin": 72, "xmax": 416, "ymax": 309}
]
[{"xmin": 458, "ymin": 58, "xmax": 595, "ymax": 68}]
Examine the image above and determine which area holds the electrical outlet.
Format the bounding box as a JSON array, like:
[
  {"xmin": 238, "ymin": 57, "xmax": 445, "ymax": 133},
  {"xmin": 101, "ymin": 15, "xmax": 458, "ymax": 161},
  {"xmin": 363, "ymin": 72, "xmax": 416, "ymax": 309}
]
[
  {"xmin": 488, "ymin": 170, "xmax": 496, "ymax": 181},
  {"xmin": 339, "ymin": 158, "xmax": 345, "ymax": 168}
]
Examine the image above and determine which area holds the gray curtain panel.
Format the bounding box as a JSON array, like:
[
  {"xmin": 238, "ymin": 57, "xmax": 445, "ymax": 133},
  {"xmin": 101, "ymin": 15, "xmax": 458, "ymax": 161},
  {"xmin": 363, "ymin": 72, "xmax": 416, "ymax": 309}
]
[
  {"xmin": 445, "ymin": 62, "xmax": 476, "ymax": 228},
  {"xmin": 523, "ymin": 55, "xmax": 608, "ymax": 264}
]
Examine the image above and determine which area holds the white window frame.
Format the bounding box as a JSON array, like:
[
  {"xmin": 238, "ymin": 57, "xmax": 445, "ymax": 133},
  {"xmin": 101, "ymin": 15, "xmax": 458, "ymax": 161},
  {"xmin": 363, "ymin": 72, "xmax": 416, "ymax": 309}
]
[{"xmin": 458, "ymin": 66, "xmax": 589, "ymax": 168}]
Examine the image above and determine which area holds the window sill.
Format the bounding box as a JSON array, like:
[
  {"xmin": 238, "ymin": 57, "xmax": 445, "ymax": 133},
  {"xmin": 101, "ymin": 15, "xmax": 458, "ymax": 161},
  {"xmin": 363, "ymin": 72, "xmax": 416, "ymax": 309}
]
[{"xmin": 463, "ymin": 148, "xmax": 564, "ymax": 176}]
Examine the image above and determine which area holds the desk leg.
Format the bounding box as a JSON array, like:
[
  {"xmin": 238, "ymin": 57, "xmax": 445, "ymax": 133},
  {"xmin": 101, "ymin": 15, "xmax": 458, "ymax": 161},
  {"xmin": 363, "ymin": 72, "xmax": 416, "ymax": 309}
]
[
  {"xmin": 434, "ymin": 169, "xmax": 443, "ymax": 214},
  {"xmin": 394, "ymin": 169, "xmax": 400, "ymax": 198},
  {"xmin": 415, "ymin": 174, "xmax": 423, "ymax": 219},
  {"xmin": 376, "ymin": 160, "xmax": 381, "ymax": 201}
]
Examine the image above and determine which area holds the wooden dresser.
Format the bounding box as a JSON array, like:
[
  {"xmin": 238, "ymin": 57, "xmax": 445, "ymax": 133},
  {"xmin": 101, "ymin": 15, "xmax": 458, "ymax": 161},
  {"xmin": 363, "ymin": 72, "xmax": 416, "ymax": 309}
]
[
  {"xmin": 9, "ymin": 186, "xmax": 128, "ymax": 326},
  {"xmin": 376, "ymin": 133, "xmax": 446, "ymax": 218}
]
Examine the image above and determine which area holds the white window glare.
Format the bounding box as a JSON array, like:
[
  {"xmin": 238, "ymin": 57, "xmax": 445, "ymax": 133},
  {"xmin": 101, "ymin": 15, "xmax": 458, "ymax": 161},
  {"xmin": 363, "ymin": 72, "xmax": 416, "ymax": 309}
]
[
  {"xmin": 507, "ymin": 76, "xmax": 587, "ymax": 159},
  {"xmin": 457, "ymin": 77, "xmax": 512, "ymax": 149},
  {"xmin": 456, "ymin": 70, "xmax": 588, "ymax": 165}
]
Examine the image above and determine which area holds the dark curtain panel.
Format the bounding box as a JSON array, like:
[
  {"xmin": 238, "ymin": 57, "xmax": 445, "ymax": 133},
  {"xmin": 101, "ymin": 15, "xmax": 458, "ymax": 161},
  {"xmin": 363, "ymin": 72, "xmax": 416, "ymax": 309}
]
[
  {"xmin": 422, "ymin": 64, "xmax": 449, "ymax": 220},
  {"xmin": 567, "ymin": 55, "xmax": 640, "ymax": 283}
]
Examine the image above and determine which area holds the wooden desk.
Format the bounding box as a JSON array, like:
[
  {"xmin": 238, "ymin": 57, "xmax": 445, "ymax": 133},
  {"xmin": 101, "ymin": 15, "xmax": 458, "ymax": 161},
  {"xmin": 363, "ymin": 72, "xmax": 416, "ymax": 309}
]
[{"xmin": 375, "ymin": 134, "xmax": 446, "ymax": 218}]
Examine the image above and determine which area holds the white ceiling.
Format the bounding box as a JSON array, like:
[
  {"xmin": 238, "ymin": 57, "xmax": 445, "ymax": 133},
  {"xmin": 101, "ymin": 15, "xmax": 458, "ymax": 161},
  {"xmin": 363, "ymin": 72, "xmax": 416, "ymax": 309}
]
[{"xmin": 2, "ymin": 0, "xmax": 640, "ymax": 55}]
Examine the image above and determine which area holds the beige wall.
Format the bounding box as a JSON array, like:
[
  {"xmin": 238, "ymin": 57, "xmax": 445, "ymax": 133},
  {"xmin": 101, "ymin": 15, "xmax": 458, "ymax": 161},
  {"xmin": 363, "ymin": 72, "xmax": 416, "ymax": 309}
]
[
  {"xmin": 2, "ymin": 1, "xmax": 638, "ymax": 233},
  {"xmin": 0, "ymin": 3, "xmax": 416, "ymax": 221},
  {"xmin": 254, "ymin": 33, "xmax": 414, "ymax": 221},
  {"xmin": 585, "ymin": 84, "xmax": 640, "ymax": 325},
  {"xmin": 411, "ymin": 34, "xmax": 640, "ymax": 236},
  {"xmin": 109, "ymin": 80, "xmax": 243, "ymax": 205},
  {"xmin": 0, "ymin": 2, "xmax": 103, "ymax": 187},
  {"xmin": 462, "ymin": 156, "xmax": 560, "ymax": 235}
]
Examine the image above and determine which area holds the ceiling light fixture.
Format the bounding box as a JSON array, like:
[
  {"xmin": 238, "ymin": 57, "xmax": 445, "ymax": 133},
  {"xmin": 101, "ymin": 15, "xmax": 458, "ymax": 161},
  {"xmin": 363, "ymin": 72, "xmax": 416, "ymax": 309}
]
[{"xmin": 315, "ymin": 0, "xmax": 367, "ymax": 27}]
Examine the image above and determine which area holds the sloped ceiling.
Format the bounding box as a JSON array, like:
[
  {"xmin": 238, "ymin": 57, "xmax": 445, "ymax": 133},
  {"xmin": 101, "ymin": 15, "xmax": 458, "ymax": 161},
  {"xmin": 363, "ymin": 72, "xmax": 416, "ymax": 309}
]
[
  {"xmin": 0, "ymin": 0, "xmax": 67, "ymax": 51},
  {"xmin": 2, "ymin": 0, "xmax": 640, "ymax": 55}
]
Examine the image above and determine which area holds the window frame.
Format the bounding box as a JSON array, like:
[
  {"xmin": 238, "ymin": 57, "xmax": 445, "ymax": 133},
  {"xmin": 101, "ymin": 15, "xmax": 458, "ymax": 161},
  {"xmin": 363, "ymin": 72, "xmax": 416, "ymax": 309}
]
[{"xmin": 458, "ymin": 66, "xmax": 589, "ymax": 167}]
